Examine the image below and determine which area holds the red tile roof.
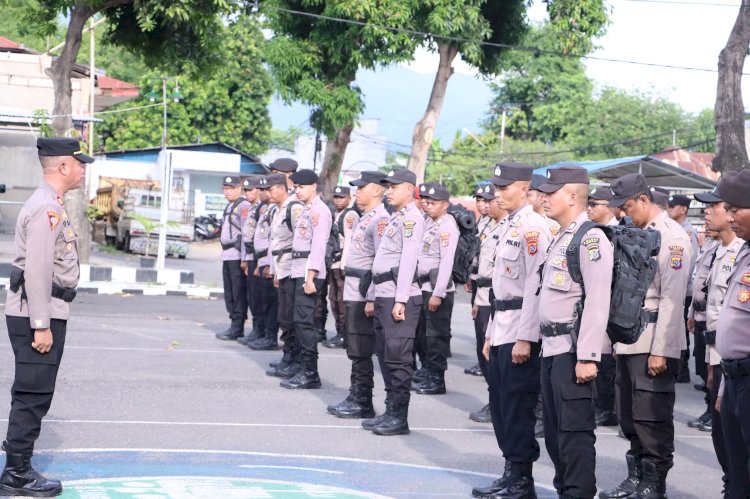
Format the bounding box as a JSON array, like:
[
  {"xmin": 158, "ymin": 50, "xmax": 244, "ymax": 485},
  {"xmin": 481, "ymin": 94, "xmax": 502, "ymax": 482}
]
[
  {"xmin": 652, "ymin": 147, "xmax": 720, "ymax": 182},
  {"xmin": 0, "ymin": 35, "xmax": 22, "ymax": 49},
  {"xmin": 97, "ymin": 75, "xmax": 139, "ymax": 90}
]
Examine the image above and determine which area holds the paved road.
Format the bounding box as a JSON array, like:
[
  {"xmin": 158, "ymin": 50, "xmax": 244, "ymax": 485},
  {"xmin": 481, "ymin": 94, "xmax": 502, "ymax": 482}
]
[{"xmin": 0, "ymin": 292, "xmax": 723, "ymax": 498}]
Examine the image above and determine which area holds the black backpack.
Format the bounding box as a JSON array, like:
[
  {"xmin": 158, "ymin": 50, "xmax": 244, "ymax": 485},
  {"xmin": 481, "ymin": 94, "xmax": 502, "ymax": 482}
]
[
  {"xmin": 447, "ymin": 204, "xmax": 478, "ymax": 285},
  {"xmin": 566, "ymin": 219, "xmax": 661, "ymax": 345},
  {"xmin": 325, "ymin": 208, "xmax": 354, "ymax": 269}
]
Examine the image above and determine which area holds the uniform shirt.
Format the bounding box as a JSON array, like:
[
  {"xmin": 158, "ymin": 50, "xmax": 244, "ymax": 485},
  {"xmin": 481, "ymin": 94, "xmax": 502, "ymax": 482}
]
[
  {"xmin": 268, "ymin": 197, "xmax": 302, "ymax": 280},
  {"xmin": 614, "ymin": 211, "xmax": 692, "ymax": 359},
  {"xmin": 475, "ymin": 217, "xmax": 507, "ymax": 307},
  {"xmin": 710, "ymin": 239, "xmax": 746, "ymax": 364},
  {"xmin": 682, "ymin": 219, "xmax": 700, "ymax": 297},
  {"xmin": 486, "ymin": 204, "xmax": 550, "ymax": 346},
  {"xmin": 372, "ymin": 201, "xmax": 425, "ymax": 303},
  {"xmin": 220, "ymin": 198, "xmax": 252, "ymax": 261},
  {"xmin": 417, "ymin": 213, "xmax": 460, "ymax": 298},
  {"xmin": 688, "ymin": 238, "xmax": 720, "ymax": 322},
  {"xmin": 5, "ymin": 182, "xmax": 80, "ymax": 328},
  {"xmin": 539, "ymin": 212, "xmax": 614, "ymax": 361},
  {"xmin": 334, "ymin": 208, "xmax": 360, "ymax": 271},
  {"xmin": 470, "ymin": 214, "xmax": 491, "ymax": 280},
  {"xmin": 241, "ymin": 200, "xmax": 261, "ymax": 262},
  {"xmin": 343, "ymin": 203, "xmax": 390, "ymax": 302},
  {"xmin": 291, "ymin": 195, "xmax": 332, "ymax": 280},
  {"xmin": 253, "ymin": 203, "xmax": 275, "ymax": 269}
]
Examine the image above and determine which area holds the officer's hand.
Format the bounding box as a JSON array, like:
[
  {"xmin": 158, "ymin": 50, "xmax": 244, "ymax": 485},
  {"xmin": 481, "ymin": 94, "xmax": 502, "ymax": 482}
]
[
  {"xmin": 647, "ymin": 355, "xmax": 667, "ymax": 376},
  {"xmin": 273, "ymin": 278, "xmax": 279, "ymax": 289},
  {"xmin": 464, "ymin": 282, "xmax": 472, "ymax": 293},
  {"xmin": 428, "ymin": 295, "xmax": 442, "ymax": 312},
  {"xmin": 364, "ymin": 301, "xmax": 375, "ymax": 317},
  {"xmin": 575, "ymin": 361, "xmax": 598, "ymax": 383},
  {"xmin": 687, "ymin": 318, "xmax": 695, "ymax": 333},
  {"xmin": 483, "ymin": 338, "xmax": 490, "ymax": 361},
  {"xmin": 392, "ymin": 302, "xmax": 405, "ymax": 322},
  {"xmin": 716, "ymin": 395, "xmax": 722, "ymax": 414},
  {"xmin": 511, "ymin": 340, "xmax": 531, "ymax": 364},
  {"xmin": 263, "ymin": 267, "xmax": 272, "ymax": 279},
  {"xmin": 303, "ymin": 279, "xmax": 316, "ymax": 295},
  {"xmin": 240, "ymin": 261, "xmax": 248, "ymax": 275},
  {"xmin": 32, "ymin": 328, "xmax": 53, "ymax": 354},
  {"xmin": 471, "ymin": 305, "xmax": 479, "ymax": 320},
  {"xmin": 253, "ymin": 266, "xmax": 260, "ymax": 277}
]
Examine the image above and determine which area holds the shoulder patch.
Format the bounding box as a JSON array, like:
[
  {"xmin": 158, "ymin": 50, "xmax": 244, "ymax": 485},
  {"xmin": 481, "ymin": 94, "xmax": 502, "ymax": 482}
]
[
  {"xmin": 524, "ymin": 231, "xmax": 539, "ymax": 256},
  {"xmin": 47, "ymin": 210, "xmax": 60, "ymax": 230},
  {"xmin": 346, "ymin": 214, "xmax": 355, "ymax": 230},
  {"xmin": 669, "ymin": 245, "xmax": 684, "ymax": 270},
  {"xmin": 403, "ymin": 220, "xmax": 416, "ymax": 238},
  {"xmin": 311, "ymin": 213, "xmax": 320, "ymax": 227},
  {"xmin": 377, "ymin": 219, "xmax": 388, "ymax": 236},
  {"xmin": 240, "ymin": 207, "xmax": 249, "ymax": 218},
  {"xmin": 440, "ymin": 231, "xmax": 450, "ymax": 247},
  {"xmin": 582, "ymin": 236, "xmax": 601, "ymax": 262}
]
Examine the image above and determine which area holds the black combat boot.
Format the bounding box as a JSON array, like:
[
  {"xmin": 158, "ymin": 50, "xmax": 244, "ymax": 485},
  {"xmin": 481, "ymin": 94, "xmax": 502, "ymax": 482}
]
[
  {"xmin": 687, "ymin": 409, "xmax": 711, "ymax": 428},
  {"xmin": 471, "ymin": 461, "xmax": 511, "ymax": 497},
  {"xmin": 267, "ymin": 360, "xmax": 301, "ymax": 378},
  {"xmin": 322, "ymin": 333, "xmax": 345, "ymax": 349},
  {"xmin": 280, "ymin": 369, "xmax": 321, "ymax": 389},
  {"xmin": 630, "ymin": 460, "xmax": 667, "ymax": 499},
  {"xmin": 237, "ymin": 323, "xmax": 263, "ymax": 345},
  {"xmin": 215, "ymin": 319, "xmax": 244, "ymax": 340},
  {"xmin": 316, "ymin": 328, "xmax": 328, "ymax": 342},
  {"xmin": 372, "ymin": 401, "xmax": 410, "ymax": 436},
  {"xmin": 415, "ymin": 370, "xmax": 446, "ymax": 395},
  {"xmin": 495, "ymin": 462, "xmax": 536, "ymax": 498},
  {"xmin": 0, "ymin": 446, "xmax": 62, "ymax": 497},
  {"xmin": 329, "ymin": 386, "xmax": 375, "ymax": 419},
  {"xmin": 595, "ymin": 409, "xmax": 619, "ymax": 427},
  {"xmin": 464, "ymin": 363, "xmax": 483, "ymax": 376},
  {"xmin": 469, "ymin": 403, "xmax": 492, "ymax": 423},
  {"xmin": 362, "ymin": 398, "xmax": 392, "ymax": 431},
  {"xmin": 249, "ymin": 328, "xmax": 278, "ymax": 351},
  {"xmin": 598, "ymin": 452, "xmax": 642, "ymax": 498}
]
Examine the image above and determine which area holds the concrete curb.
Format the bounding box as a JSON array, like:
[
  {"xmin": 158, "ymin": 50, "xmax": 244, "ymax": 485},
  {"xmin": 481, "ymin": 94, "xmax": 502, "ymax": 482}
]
[
  {"xmin": 0, "ymin": 278, "xmax": 223, "ymax": 299},
  {"xmin": 0, "ymin": 262, "xmax": 194, "ymax": 286}
]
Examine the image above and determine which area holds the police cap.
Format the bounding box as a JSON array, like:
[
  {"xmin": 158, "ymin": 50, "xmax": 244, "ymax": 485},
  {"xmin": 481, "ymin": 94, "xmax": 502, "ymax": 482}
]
[
  {"xmin": 350, "ymin": 171, "xmax": 386, "ymax": 187},
  {"xmin": 535, "ymin": 166, "xmax": 589, "ymax": 194},
  {"xmin": 475, "ymin": 183, "xmax": 495, "ymax": 200},
  {"xmin": 490, "ymin": 162, "xmax": 533, "ymax": 187},
  {"xmin": 693, "ymin": 187, "xmax": 722, "ymax": 204},
  {"xmin": 242, "ymin": 177, "xmax": 260, "ymax": 190},
  {"xmin": 37, "ymin": 137, "xmax": 94, "ymax": 164},
  {"xmin": 269, "ymin": 157, "xmax": 298, "ymax": 172},
  {"xmin": 589, "ymin": 186, "xmax": 613, "ymax": 201},
  {"xmin": 419, "ymin": 183, "xmax": 450, "ymax": 201},
  {"xmin": 381, "ymin": 169, "xmax": 417, "ymax": 186},
  {"xmin": 333, "ymin": 186, "xmax": 351, "ymax": 197},
  {"xmin": 608, "ymin": 173, "xmax": 650, "ymax": 208},
  {"xmin": 667, "ymin": 194, "xmax": 691, "ymax": 208},
  {"xmin": 717, "ymin": 170, "xmax": 750, "ymax": 208},
  {"xmin": 529, "ymin": 174, "xmax": 547, "ymax": 192},
  {"xmin": 289, "ymin": 169, "xmax": 318, "ymax": 186},
  {"xmin": 222, "ymin": 175, "xmax": 241, "ymax": 187},
  {"xmin": 258, "ymin": 173, "xmax": 287, "ymax": 189},
  {"xmin": 651, "ymin": 189, "xmax": 669, "ymax": 207}
]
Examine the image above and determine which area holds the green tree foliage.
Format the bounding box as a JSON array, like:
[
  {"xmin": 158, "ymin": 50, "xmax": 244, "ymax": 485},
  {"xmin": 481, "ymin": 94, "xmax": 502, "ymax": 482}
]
[{"xmin": 98, "ymin": 16, "xmax": 272, "ymax": 155}]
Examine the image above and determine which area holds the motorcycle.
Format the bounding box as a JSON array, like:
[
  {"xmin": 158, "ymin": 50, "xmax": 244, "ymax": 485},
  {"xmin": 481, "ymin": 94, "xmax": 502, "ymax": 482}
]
[{"xmin": 194, "ymin": 214, "xmax": 222, "ymax": 241}]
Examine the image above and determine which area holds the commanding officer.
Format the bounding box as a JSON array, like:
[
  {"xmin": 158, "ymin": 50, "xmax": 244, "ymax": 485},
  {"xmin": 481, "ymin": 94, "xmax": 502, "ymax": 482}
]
[
  {"xmin": 269, "ymin": 157, "xmax": 298, "ymax": 191},
  {"xmin": 472, "ymin": 163, "xmax": 550, "ymax": 499},
  {"xmin": 536, "ymin": 167, "xmax": 613, "ymax": 499},
  {"xmin": 1, "ymin": 137, "xmax": 92, "ymax": 497},
  {"xmin": 412, "ymin": 183, "xmax": 459, "ymax": 395},
  {"xmin": 586, "ymin": 186, "xmax": 619, "ymax": 428},
  {"xmin": 363, "ymin": 169, "xmax": 425, "ymax": 436},
  {"xmin": 281, "ymin": 169, "xmax": 332, "ymax": 390},
  {"xmin": 469, "ymin": 184, "xmax": 507, "ymax": 423},
  {"xmin": 216, "ymin": 176, "xmax": 253, "ymax": 341},
  {"xmin": 328, "ymin": 171, "xmax": 389, "ymax": 419},
  {"xmin": 714, "ymin": 170, "xmax": 750, "ymax": 499},
  {"xmin": 239, "ymin": 178, "xmax": 263, "ymax": 346},
  {"xmin": 324, "ymin": 186, "xmax": 360, "ymax": 349},
  {"xmin": 667, "ymin": 194, "xmax": 700, "ymax": 384},
  {"xmin": 601, "ymin": 173, "xmax": 692, "ymax": 499}
]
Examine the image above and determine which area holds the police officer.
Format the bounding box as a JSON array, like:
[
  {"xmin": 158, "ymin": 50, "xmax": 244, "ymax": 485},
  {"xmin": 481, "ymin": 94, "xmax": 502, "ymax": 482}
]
[
  {"xmin": 324, "ymin": 186, "xmax": 360, "ymax": 349},
  {"xmin": 536, "ymin": 167, "xmax": 614, "ymax": 499},
  {"xmin": 412, "ymin": 183, "xmax": 459, "ymax": 395},
  {"xmin": 362, "ymin": 169, "xmax": 424, "ymax": 436},
  {"xmin": 264, "ymin": 174, "xmax": 303, "ymax": 375},
  {"xmin": 216, "ymin": 176, "xmax": 253, "ymax": 340},
  {"xmin": 327, "ymin": 171, "xmax": 389, "ymax": 419},
  {"xmin": 586, "ymin": 186, "xmax": 619, "ymax": 428},
  {"xmin": 600, "ymin": 173, "xmax": 692, "ymax": 499},
  {"xmin": 667, "ymin": 194, "xmax": 700, "ymax": 384},
  {"xmin": 472, "ymin": 163, "xmax": 550, "ymax": 499},
  {"xmin": 239, "ymin": 177, "xmax": 263, "ymax": 346},
  {"xmin": 1, "ymin": 137, "xmax": 92, "ymax": 497},
  {"xmin": 469, "ymin": 183, "xmax": 507, "ymax": 423},
  {"xmin": 281, "ymin": 169, "xmax": 332, "ymax": 389},
  {"xmin": 714, "ymin": 169, "xmax": 750, "ymax": 499},
  {"xmin": 269, "ymin": 157, "xmax": 298, "ymax": 192}
]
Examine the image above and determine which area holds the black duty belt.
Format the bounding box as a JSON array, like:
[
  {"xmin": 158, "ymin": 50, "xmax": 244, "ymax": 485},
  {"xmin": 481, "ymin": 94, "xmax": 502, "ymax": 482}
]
[
  {"xmin": 254, "ymin": 249, "xmax": 268, "ymax": 259},
  {"xmin": 272, "ymin": 248, "xmax": 292, "ymax": 257},
  {"xmin": 493, "ymin": 297, "xmax": 524, "ymax": 312},
  {"xmin": 292, "ymin": 250, "xmax": 310, "ymax": 259},
  {"xmin": 540, "ymin": 322, "xmax": 575, "ymax": 338},
  {"xmin": 692, "ymin": 300, "xmax": 707, "ymax": 312},
  {"xmin": 703, "ymin": 330, "xmax": 716, "ymax": 345},
  {"xmin": 221, "ymin": 241, "xmax": 236, "ymax": 250},
  {"xmin": 51, "ymin": 284, "xmax": 77, "ymax": 303},
  {"xmin": 475, "ymin": 277, "xmax": 492, "ymax": 288},
  {"xmin": 647, "ymin": 311, "xmax": 659, "ymax": 323},
  {"xmin": 373, "ymin": 270, "xmax": 418, "ymax": 285},
  {"xmin": 721, "ymin": 357, "xmax": 750, "ymax": 379},
  {"xmin": 417, "ymin": 274, "xmax": 431, "ymax": 286},
  {"xmin": 344, "ymin": 267, "xmax": 370, "ymax": 279}
]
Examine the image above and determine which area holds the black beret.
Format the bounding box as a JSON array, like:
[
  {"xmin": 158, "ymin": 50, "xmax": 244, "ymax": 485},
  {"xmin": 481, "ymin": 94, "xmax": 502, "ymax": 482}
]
[
  {"xmin": 535, "ymin": 166, "xmax": 590, "ymax": 194},
  {"xmin": 475, "ymin": 183, "xmax": 495, "ymax": 200},
  {"xmin": 667, "ymin": 194, "xmax": 691, "ymax": 208},
  {"xmin": 332, "ymin": 186, "xmax": 351, "ymax": 197},
  {"xmin": 258, "ymin": 173, "xmax": 287, "ymax": 189},
  {"xmin": 289, "ymin": 169, "xmax": 318, "ymax": 186},
  {"xmin": 419, "ymin": 183, "xmax": 450, "ymax": 201},
  {"xmin": 222, "ymin": 175, "xmax": 240, "ymax": 187},
  {"xmin": 269, "ymin": 157, "xmax": 298, "ymax": 172},
  {"xmin": 381, "ymin": 169, "xmax": 417, "ymax": 185},
  {"xmin": 717, "ymin": 170, "xmax": 750, "ymax": 208},
  {"xmin": 350, "ymin": 171, "xmax": 387, "ymax": 187},
  {"xmin": 609, "ymin": 173, "xmax": 650, "ymax": 208},
  {"xmin": 37, "ymin": 137, "xmax": 94, "ymax": 164},
  {"xmin": 589, "ymin": 186, "xmax": 613, "ymax": 201},
  {"xmin": 490, "ymin": 162, "xmax": 533, "ymax": 187}
]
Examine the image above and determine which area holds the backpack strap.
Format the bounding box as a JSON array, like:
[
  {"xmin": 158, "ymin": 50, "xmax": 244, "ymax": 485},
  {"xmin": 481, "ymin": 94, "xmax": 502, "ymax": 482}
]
[{"xmin": 565, "ymin": 220, "xmax": 598, "ymax": 291}]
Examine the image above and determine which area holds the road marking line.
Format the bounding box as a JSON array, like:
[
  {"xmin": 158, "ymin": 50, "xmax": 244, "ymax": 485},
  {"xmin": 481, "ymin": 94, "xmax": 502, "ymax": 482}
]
[{"xmin": 238, "ymin": 465, "xmax": 344, "ymax": 475}]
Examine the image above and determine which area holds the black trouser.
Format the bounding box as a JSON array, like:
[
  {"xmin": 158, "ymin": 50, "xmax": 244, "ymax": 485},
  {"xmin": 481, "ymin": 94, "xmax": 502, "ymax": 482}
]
[
  {"xmin": 373, "ymin": 296, "xmax": 422, "ymax": 406},
  {"xmin": 414, "ymin": 291, "xmax": 454, "ymax": 372},
  {"xmin": 246, "ymin": 260, "xmax": 262, "ymax": 326},
  {"xmin": 346, "ymin": 301, "xmax": 375, "ymax": 389},
  {"xmin": 293, "ymin": 277, "xmax": 325, "ymax": 372},
  {"xmin": 314, "ymin": 276, "xmax": 329, "ymax": 331},
  {"xmin": 488, "ymin": 342, "xmax": 541, "ymax": 464},
  {"xmin": 694, "ymin": 320, "xmax": 708, "ymax": 382},
  {"xmin": 277, "ymin": 277, "xmax": 296, "ymax": 360},
  {"xmin": 256, "ymin": 268, "xmax": 279, "ymax": 334},
  {"xmin": 474, "ymin": 305, "xmax": 492, "ymax": 382},
  {"xmin": 470, "ymin": 278, "xmax": 477, "ymax": 306},
  {"xmin": 682, "ymin": 297, "xmax": 692, "ymax": 368},
  {"xmin": 5, "ymin": 316, "xmax": 67, "ymax": 454},
  {"xmin": 222, "ymin": 259, "xmax": 247, "ymax": 326},
  {"xmin": 616, "ymin": 353, "xmax": 678, "ymax": 474},
  {"xmin": 595, "ymin": 353, "xmax": 616, "ymax": 414},
  {"xmin": 328, "ymin": 269, "xmax": 347, "ymax": 336},
  {"xmin": 720, "ymin": 364, "xmax": 750, "ymax": 498},
  {"xmin": 541, "ymin": 353, "xmax": 597, "ymax": 498},
  {"xmin": 708, "ymin": 364, "xmax": 728, "ymax": 476}
]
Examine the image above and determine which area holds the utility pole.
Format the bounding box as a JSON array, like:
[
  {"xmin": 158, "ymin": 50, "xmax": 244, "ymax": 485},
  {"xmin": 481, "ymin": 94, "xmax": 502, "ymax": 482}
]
[
  {"xmin": 156, "ymin": 78, "xmax": 170, "ymax": 270},
  {"xmin": 499, "ymin": 108, "xmax": 507, "ymax": 153}
]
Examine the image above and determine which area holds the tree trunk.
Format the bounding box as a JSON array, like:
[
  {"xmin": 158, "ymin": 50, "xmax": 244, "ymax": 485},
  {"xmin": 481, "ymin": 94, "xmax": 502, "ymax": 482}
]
[
  {"xmin": 713, "ymin": 0, "xmax": 750, "ymax": 173},
  {"xmin": 319, "ymin": 123, "xmax": 355, "ymax": 200},
  {"xmin": 406, "ymin": 43, "xmax": 459, "ymax": 183}
]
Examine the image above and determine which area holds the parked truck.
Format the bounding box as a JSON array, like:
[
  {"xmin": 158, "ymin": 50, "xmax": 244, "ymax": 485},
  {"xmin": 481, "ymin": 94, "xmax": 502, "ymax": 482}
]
[{"xmin": 94, "ymin": 177, "xmax": 193, "ymax": 258}]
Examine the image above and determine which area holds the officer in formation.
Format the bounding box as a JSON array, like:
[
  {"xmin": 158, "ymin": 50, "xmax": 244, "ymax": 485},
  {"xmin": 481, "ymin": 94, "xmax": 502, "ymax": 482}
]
[
  {"xmin": 216, "ymin": 176, "xmax": 253, "ymax": 340},
  {"xmin": 1, "ymin": 137, "xmax": 92, "ymax": 497},
  {"xmin": 247, "ymin": 182, "xmax": 278, "ymax": 349},
  {"xmin": 238, "ymin": 178, "xmax": 263, "ymax": 345},
  {"xmin": 268, "ymin": 157, "xmax": 298, "ymax": 191},
  {"xmin": 412, "ymin": 183, "xmax": 459, "ymax": 395},
  {"xmin": 324, "ymin": 186, "xmax": 360, "ymax": 349},
  {"xmin": 327, "ymin": 171, "xmax": 389, "ymax": 419}
]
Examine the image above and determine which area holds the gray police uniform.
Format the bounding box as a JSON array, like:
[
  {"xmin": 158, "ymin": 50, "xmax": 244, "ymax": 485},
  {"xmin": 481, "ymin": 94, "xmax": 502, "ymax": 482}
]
[
  {"xmin": 241, "ymin": 199, "xmax": 262, "ymax": 338},
  {"xmin": 5, "ymin": 182, "xmax": 79, "ymax": 454},
  {"xmin": 689, "ymin": 237, "xmax": 720, "ymax": 381},
  {"xmin": 327, "ymin": 205, "xmax": 360, "ymax": 345},
  {"xmin": 251, "ymin": 201, "xmax": 278, "ymax": 340},
  {"xmin": 219, "ymin": 193, "xmax": 252, "ymax": 337}
]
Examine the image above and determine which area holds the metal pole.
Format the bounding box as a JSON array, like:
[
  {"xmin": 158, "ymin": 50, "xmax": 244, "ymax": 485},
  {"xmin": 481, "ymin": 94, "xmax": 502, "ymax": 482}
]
[
  {"xmin": 88, "ymin": 17, "xmax": 95, "ymax": 156},
  {"xmin": 156, "ymin": 78, "xmax": 169, "ymax": 269},
  {"xmin": 500, "ymin": 109, "xmax": 507, "ymax": 153}
]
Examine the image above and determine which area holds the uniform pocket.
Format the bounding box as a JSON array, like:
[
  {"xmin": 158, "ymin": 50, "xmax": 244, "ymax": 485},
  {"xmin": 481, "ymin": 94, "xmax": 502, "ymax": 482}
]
[
  {"xmin": 384, "ymin": 337, "xmax": 412, "ymax": 364},
  {"xmin": 499, "ymin": 243, "xmax": 522, "ymax": 279},
  {"xmin": 560, "ymin": 382, "xmax": 596, "ymax": 431},
  {"xmin": 728, "ymin": 275, "xmax": 750, "ymax": 312},
  {"xmin": 546, "ymin": 259, "xmax": 572, "ymax": 292}
]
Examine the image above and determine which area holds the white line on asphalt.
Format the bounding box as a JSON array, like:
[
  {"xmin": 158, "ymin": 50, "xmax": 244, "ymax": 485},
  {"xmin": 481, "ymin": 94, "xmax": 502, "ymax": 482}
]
[{"xmin": 238, "ymin": 465, "xmax": 344, "ymax": 474}]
